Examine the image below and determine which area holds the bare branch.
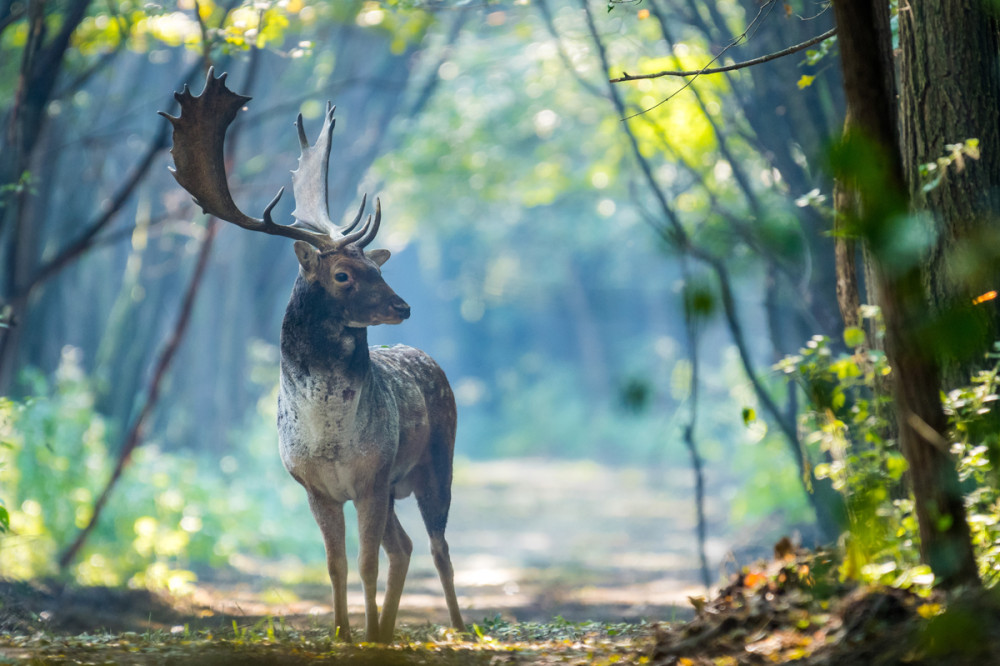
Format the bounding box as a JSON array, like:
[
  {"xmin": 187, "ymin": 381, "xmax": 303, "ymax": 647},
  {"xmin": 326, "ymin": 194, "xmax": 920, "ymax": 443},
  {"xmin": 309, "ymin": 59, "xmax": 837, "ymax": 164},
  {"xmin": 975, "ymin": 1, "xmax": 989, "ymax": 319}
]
[
  {"xmin": 16, "ymin": 60, "xmax": 206, "ymax": 300},
  {"xmin": 537, "ymin": 0, "xmax": 605, "ymax": 99},
  {"xmin": 611, "ymin": 0, "xmax": 820, "ymax": 119},
  {"xmin": 610, "ymin": 27, "xmax": 836, "ymax": 82},
  {"xmin": 580, "ymin": 0, "xmax": 848, "ymax": 540},
  {"xmin": 0, "ymin": 0, "xmax": 25, "ymax": 39},
  {"xmin": 58, "ymin": 218, "xmax": 220, "ymax": 571}
]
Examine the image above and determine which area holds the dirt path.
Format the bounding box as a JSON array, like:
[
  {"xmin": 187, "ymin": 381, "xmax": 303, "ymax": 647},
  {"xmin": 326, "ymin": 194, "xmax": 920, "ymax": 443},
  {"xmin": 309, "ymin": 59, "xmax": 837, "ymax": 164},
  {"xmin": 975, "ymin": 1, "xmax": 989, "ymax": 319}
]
[
  {"xmin": 2, "ymin": 458, "xmax": 743, "ymax": 636},
  {"xmin": 188, "ymin": 458, "xmax": 733, "ymax": 629}
]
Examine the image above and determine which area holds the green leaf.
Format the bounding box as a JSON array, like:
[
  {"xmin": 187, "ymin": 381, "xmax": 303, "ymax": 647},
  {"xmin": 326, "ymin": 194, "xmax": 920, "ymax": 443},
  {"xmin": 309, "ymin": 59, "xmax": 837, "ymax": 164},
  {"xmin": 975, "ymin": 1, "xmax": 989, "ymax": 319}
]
[
  {"xmin": 742, "ymin": 407, "xmax": 756, "ymax": 426},
  {"xmin": 0, "ymin": 504, "xmax": 8, "ymax": 533},
  {"xmin": 843, "ymin": 326, "xmax": 866, "ymax": 348}
]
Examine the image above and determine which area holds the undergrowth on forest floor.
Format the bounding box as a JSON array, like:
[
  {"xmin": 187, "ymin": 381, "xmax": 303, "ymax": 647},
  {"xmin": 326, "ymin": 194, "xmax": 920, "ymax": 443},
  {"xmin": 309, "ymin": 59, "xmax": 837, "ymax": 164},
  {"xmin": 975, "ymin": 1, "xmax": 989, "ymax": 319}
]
[
  {"xmin": 0, "ymin": 616, "xmax": 649, "ymax": 665},
  {"xmin": 4, "ymin": 546, "xmax": 1000, "ymax": 665}
]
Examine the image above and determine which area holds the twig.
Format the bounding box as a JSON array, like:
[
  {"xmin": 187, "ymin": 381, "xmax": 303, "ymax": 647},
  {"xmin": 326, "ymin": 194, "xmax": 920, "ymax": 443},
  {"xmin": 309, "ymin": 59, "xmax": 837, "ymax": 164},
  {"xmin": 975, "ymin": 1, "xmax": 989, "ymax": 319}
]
[
  {"xmin": 610, "ymin": 28, "xmax": 836, "ymax": 82},
  {"xmin": 613, "ymin": 0, "xmax": 822, "ymax": 119}
]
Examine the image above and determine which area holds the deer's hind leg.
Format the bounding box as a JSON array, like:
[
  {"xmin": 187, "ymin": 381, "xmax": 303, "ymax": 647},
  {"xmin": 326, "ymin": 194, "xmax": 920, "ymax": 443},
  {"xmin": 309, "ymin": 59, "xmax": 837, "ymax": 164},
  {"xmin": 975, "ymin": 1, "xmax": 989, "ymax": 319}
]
[
  {"xmin": 306, "ymin": 492, "xmax": 352, "ymax": 642},
  {"xmin": 379, "ymin": 497, "xmax": 413, "ymax": 642},
  {"xmin": 414, "ymin": 459, "xmax": 465, "ymax": 632}
]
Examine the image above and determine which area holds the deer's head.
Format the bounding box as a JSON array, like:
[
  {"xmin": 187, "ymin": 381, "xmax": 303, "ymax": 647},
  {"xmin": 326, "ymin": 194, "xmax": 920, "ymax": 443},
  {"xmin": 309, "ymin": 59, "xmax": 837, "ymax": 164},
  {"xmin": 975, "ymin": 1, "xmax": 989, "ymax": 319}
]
[
  {"xmin": 160, "ymin": 69, "xmax": 410, "ymax": 328},
  {"xmin": 294, "ymin": 237, "xmax": 410, "ymax": 327}
]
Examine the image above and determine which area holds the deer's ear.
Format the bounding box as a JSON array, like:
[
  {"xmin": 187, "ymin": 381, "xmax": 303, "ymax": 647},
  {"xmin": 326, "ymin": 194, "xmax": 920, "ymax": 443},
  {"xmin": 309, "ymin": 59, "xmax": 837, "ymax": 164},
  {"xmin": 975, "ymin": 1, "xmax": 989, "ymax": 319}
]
[
  {"xmin": 294, "ymin": 241, "xmax": 321, "ymax": 277},
  {"xmin": 367, "ymin": 249, "xmax": 391, "ymax": 267}
]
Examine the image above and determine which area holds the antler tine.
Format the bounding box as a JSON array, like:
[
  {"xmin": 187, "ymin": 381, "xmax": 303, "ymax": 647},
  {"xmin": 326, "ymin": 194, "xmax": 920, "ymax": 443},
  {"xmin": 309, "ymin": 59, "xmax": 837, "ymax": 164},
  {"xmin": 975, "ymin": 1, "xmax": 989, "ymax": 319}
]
[
  {"xmin": 357, "ymin": 197, "xmax": 382, "ymax": 248},
  {"xmin": 342, "ymin": 192, "xmax": 367, "ymax": 235},
  {"xmin": 160, "ymin": 68, "xmax": 332, "ymax": 250},
  {"xmin": 326, "ymin": 197, "xmax": 383, "ymax": 254}
]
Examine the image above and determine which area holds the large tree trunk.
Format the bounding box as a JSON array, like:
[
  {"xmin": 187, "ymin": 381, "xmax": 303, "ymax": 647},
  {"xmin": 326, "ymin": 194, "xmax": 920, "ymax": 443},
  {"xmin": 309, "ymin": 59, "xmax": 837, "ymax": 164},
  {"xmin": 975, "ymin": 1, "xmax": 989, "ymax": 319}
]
[
  {"xmin": 831, "ymin": 0, "xmax": 979, "ymax": 586},
  {"xmin": 898, "ymin": 0, "xmax": 1000, "ymax": 389}
]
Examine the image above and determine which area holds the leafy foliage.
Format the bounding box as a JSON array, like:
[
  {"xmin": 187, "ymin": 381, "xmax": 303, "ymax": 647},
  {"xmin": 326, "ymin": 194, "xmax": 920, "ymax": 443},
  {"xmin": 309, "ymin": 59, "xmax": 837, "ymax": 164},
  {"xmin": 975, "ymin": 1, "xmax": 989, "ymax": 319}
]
[
  {"xmin": 918, "ymin": 139, "xmax": 981, "ymax": 194},
  {"xmin": 945, "ymin": 357, "xmax": 1000, "ymax": 586},
  {"xmin": 0, "ymin": 348, "xmax": 332, "ymax": 589},
  {"xmin": 777, "ymin": 318, "xmax": 1000, "ymax": 586}
]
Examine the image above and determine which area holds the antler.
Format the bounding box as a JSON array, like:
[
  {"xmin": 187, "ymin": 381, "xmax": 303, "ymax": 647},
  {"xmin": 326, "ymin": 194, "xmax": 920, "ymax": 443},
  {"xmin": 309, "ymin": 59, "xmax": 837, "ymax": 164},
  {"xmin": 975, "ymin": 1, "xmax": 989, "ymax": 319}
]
[
  {"xmin": 161, "ymin": 68, "xmax": 385, "ymax": 253},
  {"xmin": 291, "ymin": 104, "xmax": 382, "ymax": 251},
  {"xmin": 159, "ymin": 68, "xmax": 335, "ymax": 250}
]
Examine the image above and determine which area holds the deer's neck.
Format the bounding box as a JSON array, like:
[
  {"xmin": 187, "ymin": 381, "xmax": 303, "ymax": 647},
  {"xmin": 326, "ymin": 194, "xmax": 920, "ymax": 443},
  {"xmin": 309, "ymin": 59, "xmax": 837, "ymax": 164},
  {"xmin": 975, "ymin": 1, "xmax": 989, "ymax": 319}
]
[{"xmin": 280, "ymin": 275, "xmax": 370, "ymax": 385}]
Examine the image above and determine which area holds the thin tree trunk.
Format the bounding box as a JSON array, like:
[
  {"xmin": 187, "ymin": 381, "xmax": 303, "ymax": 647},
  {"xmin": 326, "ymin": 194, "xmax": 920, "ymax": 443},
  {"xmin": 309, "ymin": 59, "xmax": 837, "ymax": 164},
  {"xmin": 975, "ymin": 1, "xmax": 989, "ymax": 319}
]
[
  {"xmin": 578, "ymin": 0, "xmax": 846, "ymax": 543},
  {"xmin": 681, "ymin": 259, "xmax": 711, "ymax": 590}
]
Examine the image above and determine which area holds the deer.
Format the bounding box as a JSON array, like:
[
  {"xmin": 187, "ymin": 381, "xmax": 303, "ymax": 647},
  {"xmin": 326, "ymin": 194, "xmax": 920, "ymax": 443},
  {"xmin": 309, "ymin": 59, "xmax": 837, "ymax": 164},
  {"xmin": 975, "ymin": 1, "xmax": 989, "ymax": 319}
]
[{"xmin": 160, "ymin": 69, "xmax": 465, "ymax": 643}]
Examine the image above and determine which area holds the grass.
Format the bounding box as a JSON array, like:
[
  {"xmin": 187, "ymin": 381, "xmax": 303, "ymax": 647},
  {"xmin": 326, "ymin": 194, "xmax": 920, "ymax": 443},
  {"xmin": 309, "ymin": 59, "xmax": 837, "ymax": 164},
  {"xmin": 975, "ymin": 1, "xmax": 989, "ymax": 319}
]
[{"xmin": 0, "ymin": 617, "xmax": 654, "ymax": 665}]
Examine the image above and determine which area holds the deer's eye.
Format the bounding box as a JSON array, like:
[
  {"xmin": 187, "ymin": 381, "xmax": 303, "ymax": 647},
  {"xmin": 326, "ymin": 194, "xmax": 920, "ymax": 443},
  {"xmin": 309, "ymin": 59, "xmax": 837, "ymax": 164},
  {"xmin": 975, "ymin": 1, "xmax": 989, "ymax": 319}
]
[{"xmin": 334, "ymin": 272, "xmax": 350, "ymax": 283}]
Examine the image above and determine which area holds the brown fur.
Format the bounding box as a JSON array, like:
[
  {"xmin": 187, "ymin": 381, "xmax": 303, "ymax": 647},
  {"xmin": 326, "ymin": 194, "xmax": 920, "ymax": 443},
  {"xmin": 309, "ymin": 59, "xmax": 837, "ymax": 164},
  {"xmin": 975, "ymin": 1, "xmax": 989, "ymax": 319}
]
[
  {"xmin": 277, "ymin": 243, "xmax": 465, "ymax": 642},
  {"xmin": 160, "ymin": 71, "xmax": 461, "ymax": 643}
]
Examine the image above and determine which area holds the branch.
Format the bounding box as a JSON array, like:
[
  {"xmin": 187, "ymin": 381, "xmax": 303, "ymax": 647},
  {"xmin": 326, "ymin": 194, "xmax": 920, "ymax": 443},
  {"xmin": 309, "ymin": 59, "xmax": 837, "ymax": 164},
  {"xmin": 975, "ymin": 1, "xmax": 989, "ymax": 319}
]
[
  {"xmin": 403, "ymin": 6, "xmax": 472, "ymax": 120},
  {"xmin": 17, "ymin": 122, "xmax": 170, "ymax": 298},
  {"xmin": 537, "ymin": 0, "xmax": 605, "ymax": 99},
  {"xmin": 0, "ymin": 0, "xmax": 24, "ymax": 39},
  {"xmin": 579, "ymin": 0, "xmax": 803, "ymax": 499},
  {"xmin": 58, "ymin": 218, "xmax": 220, "ymax": 570},
  {"xmin": 610, "ymin": 27, "xmax": 836, "ymax": 82},
  {"xmin": 58, "ymin": 7, "xmax": 251, "ymax": 571},
  {"xmin": 16, "ymin": 60, "xmax": 205, "ymax": 300}
]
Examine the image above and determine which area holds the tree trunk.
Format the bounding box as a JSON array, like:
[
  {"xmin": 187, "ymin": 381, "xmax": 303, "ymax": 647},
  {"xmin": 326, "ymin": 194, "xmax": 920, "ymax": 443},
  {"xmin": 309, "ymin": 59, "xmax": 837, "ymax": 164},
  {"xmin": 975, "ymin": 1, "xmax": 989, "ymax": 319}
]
[
  {"xmin": 898, "ymin": 0, "xmax": 1000, "ymax": 389},
  {"xmin": 831, "ymin": 0, "xmax": 979, "ymax": 587}
]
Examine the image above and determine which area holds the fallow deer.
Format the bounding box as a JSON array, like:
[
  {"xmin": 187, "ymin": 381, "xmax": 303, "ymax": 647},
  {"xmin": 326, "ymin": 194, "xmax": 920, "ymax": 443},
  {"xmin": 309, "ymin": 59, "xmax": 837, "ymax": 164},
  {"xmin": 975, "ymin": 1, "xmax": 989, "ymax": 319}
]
[{"xmin": 160, "ymin": 69, "xmax": 465, "ymax": 643}]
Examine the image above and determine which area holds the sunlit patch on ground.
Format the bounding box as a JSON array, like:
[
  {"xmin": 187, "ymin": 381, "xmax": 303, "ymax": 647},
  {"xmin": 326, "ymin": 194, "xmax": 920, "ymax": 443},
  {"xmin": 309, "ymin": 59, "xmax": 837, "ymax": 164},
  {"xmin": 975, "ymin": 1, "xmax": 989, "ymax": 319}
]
[{"xmin": 180, "ymin": 458, "xmax": 731, "ymax": 629}]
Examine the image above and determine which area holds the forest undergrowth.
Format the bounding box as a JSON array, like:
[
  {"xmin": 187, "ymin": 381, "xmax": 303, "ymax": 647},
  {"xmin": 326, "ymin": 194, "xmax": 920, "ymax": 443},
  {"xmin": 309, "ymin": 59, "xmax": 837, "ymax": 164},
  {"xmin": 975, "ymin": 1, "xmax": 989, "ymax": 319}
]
[{"xmin": 3, "ymin": 543, "xmax": 1000, "ymax": 665}]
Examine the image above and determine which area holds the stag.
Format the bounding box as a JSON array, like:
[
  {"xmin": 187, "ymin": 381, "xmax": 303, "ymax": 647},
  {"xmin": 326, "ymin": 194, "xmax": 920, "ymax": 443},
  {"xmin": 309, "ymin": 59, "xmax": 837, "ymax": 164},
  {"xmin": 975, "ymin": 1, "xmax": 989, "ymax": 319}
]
[{"xmin": 160, "ymin": 69, "xmax": 465, "ymax": 643}]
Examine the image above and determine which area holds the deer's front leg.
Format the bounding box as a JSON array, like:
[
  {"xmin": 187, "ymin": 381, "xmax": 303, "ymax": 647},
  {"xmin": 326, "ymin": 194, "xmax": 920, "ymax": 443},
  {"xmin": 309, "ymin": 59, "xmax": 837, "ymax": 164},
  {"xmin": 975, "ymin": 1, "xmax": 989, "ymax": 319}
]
[
  {"xmin": 355, "ymin": 486, "xmax": 390, "ymax": 642},
  {"xmin": 307, "ymin": 492, "xmax": 351, "ymax": 642}
]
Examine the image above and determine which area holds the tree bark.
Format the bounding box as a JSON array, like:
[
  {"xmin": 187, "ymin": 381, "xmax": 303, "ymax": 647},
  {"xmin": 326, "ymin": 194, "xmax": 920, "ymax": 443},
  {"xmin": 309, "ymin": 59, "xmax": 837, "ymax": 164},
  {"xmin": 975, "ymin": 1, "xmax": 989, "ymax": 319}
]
[
  {"xmin": 831, "ymin": 0, "xmax": 979, "ymax": 587},
  {"xmin": 898, "ymin": 0, "xmax": 1000, "ymax": 388}
]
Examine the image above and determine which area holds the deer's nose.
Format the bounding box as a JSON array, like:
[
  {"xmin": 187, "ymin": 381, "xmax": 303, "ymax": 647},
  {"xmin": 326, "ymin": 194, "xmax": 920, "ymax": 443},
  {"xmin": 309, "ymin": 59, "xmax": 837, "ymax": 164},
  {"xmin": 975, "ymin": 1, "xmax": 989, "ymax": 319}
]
[{"xmin": 393, "ymin": 301, "xmax": 411, "ymax": 320}]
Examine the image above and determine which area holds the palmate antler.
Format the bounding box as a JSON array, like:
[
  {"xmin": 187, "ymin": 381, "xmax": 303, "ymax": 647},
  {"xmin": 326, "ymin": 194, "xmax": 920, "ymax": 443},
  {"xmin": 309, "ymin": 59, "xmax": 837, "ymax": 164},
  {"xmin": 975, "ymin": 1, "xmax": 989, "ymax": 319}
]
[{"xmin": 159, "ymin": 68, "xmax": 382, "ymax": 251}]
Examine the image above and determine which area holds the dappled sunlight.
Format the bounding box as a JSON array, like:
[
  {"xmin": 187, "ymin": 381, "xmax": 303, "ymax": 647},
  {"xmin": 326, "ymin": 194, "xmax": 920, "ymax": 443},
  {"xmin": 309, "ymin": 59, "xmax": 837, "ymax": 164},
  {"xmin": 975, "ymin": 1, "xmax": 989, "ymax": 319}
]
[
  {"xmin": 159, "ymin": 459, "xmax": 729, "ymax": 627},
  {"xmin": 4, "ymin": 0, "xmax": 1000, "ymax": 662}
]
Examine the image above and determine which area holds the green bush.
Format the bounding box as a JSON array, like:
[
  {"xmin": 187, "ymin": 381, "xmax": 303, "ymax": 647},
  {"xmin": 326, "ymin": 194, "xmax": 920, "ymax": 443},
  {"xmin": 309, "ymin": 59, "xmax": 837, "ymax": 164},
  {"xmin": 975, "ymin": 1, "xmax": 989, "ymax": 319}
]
[
  {"xmin": 777, "ymin": 315, "xmax": 1000, "ymax": 586},
  {"xmin": 0, "ymin": 349, "xmax": 329, "ymax": 591}
]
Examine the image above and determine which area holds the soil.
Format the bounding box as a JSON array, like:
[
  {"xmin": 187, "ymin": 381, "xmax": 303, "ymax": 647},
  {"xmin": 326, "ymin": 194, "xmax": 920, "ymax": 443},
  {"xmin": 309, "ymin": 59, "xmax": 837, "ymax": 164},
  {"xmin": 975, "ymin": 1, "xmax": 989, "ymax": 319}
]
[
  {"xmin": 2, "ymin": 459, "xmax": 726, "ymax": 635},
  {"xmin": 2, "ymin": 460, "xmax": 999, "ymax": 664}
]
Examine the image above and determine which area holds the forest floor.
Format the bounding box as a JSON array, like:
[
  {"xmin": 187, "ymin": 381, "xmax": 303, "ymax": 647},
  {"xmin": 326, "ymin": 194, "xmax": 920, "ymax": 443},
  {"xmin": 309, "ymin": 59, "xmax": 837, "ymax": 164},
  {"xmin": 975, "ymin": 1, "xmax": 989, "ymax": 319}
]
[{"xmin": 2, "ymin": 459, "xmax": 997, "ymax": 663}]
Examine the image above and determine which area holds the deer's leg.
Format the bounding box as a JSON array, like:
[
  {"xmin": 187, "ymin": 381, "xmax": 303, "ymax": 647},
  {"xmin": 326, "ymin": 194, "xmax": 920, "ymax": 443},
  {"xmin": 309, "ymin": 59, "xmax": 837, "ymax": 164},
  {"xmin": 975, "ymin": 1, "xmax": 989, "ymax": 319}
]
[
  {"xmin": 414, "ymin": 469, "xmax": 466, "ymax": 633},
  {"xmin": 306, "ymin": 492, "xmax": 351, "ymax": 642},
  {"xmin": 378, "ymin": 498, "xmax": 412, "ymax": 642},
  {"xmin": 354, "ymin": 487, "xmax": 390, "ymax": 642}
]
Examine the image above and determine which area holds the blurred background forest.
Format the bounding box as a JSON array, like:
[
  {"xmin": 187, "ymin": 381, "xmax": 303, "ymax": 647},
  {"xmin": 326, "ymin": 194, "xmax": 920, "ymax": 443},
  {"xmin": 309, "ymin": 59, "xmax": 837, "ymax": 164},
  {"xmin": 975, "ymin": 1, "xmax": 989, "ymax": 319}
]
[{"xmin": 0, "ymin": 0, "xmax": 936, "ymax": 619}]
